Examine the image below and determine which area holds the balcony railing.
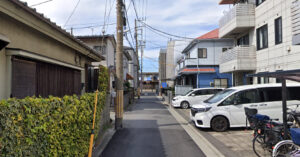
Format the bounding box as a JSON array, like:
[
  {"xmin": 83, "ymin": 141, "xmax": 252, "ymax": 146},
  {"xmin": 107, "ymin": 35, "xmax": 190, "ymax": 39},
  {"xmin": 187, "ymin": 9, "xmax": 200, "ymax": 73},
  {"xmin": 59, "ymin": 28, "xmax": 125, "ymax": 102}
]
[
  {"xmin": 219, "ymin": 3, "xmax": 255, "ymax": 38},
  {"xmin": 292, "ymin": 0, "xmax": 300, "ymax": 45},
  {"xmin": 220, "ymin": 45, "xmax": 256, "ymax": 73}
]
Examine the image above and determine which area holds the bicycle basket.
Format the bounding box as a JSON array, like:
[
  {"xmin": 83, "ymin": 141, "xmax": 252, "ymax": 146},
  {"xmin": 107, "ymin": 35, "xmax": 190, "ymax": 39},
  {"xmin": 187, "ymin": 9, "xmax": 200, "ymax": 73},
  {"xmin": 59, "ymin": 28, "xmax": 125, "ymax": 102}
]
[{"xmin": 290, "ymin": 128, "xmax": 300, "ymax": 146}]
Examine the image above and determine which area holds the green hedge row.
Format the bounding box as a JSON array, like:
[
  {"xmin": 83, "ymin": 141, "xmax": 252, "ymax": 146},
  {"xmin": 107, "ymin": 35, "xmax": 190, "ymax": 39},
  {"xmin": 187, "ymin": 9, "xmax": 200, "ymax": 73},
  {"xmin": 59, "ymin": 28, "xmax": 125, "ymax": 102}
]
[
  {"xmin": 0, "ymin": 92, "xmax": 106, "ymax": 156},
  {"xmin": 0, "ymin": 66, "xmax": 109, "ymax": 156}
]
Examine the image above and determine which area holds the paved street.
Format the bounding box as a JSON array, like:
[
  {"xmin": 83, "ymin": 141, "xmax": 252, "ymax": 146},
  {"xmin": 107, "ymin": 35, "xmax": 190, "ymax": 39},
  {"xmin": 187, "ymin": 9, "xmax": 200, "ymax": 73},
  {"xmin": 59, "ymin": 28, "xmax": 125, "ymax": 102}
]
[{"xmin": 101, "ymin": 92, "xmax": 205, "ymax": 157}]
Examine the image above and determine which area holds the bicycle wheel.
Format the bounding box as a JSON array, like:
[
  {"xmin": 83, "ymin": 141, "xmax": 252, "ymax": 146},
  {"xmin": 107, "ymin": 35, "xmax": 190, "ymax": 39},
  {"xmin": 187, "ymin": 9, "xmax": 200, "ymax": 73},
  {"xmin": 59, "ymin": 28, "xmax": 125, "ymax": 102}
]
[
  {"xmin": 253, "ymin": 134, "xmax": 271, "ymax": 157},
  {"xmin": 272, "ymin": 140, "xmax": 299, "ymax": 157}
]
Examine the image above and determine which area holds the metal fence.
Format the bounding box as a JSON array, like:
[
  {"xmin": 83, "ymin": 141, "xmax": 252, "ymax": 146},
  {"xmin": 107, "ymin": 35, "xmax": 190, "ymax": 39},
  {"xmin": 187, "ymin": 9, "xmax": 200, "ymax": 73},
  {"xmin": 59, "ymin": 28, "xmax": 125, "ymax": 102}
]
[{"xmin": 175, "ymin": 85, "xmax": 193, "ymax": 96}]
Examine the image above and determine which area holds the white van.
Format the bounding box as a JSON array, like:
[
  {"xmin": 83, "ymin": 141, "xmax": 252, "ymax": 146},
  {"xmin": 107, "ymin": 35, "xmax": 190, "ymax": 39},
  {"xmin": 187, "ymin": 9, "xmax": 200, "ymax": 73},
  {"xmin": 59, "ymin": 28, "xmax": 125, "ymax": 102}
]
[
  {"xmin": 172, "ymin": 88, "xmax": 224, "ymax": 109},
  {"xmin": 190, "ymin": 84, "xmax": 300, "ymax": 131}
]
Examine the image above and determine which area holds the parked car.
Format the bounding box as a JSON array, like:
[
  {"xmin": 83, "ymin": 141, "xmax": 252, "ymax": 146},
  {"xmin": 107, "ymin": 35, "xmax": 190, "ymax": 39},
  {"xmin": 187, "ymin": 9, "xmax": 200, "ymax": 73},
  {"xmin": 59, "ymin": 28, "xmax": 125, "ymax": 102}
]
[
  {"xmin": 190, "ymin": 83, "xmax": 300, "ymax": 132},
  {"xmin": 172, "ymin": 88, "xmax": 224, "ymax": 109}
]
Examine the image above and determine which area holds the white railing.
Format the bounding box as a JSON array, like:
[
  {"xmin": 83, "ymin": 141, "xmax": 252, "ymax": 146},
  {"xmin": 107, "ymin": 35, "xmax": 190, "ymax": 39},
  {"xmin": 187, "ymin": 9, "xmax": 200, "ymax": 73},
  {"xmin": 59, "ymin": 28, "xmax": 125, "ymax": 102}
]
[
  {"xmin": 219, "ymin": 3, "xmax": 255, "ymax": 28},
  {"xmin": 292, "ymin": 0, "xmax": 300, "ymax": 36},
  {"xmin": 220, "ymin": 45, "xmax": 256, "ymax": 64}
]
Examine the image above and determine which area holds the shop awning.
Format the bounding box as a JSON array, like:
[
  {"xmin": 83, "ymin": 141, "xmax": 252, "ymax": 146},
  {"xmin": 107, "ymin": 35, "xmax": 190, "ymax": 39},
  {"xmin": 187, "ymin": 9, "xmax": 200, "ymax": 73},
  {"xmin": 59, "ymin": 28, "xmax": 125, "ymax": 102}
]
[
  {"xmin": 179, "ymin": 68, "xmax": 216, "ymax": 74},
  {"xmin": 0, "ymin": 34, "xmax": 10, "ymax": 50},
  {"xmin": 247, "ymin": 69, "xmax": 300, "ymax": 140}
]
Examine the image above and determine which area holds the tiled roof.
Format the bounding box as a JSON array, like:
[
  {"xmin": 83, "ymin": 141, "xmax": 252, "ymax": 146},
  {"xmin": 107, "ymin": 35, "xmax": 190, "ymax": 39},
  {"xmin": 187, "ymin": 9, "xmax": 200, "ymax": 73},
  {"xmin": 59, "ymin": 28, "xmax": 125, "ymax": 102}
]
[
  {"xmin": 197, "ymin": 29, "xmax": 219, "ymax": 40},
  {"xmin": 8, "ymin": 0, "xmax": 104, "ymax": 60}
]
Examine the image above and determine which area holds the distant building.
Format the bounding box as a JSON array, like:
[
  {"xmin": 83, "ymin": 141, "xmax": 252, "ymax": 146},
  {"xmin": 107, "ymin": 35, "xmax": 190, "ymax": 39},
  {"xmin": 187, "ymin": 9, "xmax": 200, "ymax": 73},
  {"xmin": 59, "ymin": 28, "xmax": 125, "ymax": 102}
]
[
  {"xmin": 165, "ymin": 40, "xmax": 191, "ymax": 87},
  {"xmin": 140, "ymin": 72, "xmax": 159, "ymax": 90},
  {"xmin": 175, "ymin": 29, "xmax": 234, "ymax": 88},
  {"xmin": 76, "ymin": 35, "xmax": 116, "ymax": 92},
  {"xmin": 126, "ymin": 47, "xmax": 139, "ymax": 90},
  {"xmin": 0, "ymin": 0, "xmax": 104, "ymax": 99},
  {"xmin": 159, "ymin": 49, "xmax": 167, "ymax": 89}
]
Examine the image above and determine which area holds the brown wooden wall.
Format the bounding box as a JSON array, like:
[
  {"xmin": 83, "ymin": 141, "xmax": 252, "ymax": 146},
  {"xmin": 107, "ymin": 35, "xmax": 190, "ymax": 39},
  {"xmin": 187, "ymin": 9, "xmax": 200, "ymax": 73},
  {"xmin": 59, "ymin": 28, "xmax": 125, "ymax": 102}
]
[{"xmin": 12, "ymin": 56, "xmax": 82, "ymax": 98}]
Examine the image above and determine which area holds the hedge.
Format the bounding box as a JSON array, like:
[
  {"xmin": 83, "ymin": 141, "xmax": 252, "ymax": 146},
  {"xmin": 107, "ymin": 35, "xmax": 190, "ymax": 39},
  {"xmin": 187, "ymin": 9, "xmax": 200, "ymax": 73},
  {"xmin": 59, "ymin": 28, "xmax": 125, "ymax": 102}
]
[{"xmin": 0, "ymin": 66, "xmax": 109, "ymax": 156}]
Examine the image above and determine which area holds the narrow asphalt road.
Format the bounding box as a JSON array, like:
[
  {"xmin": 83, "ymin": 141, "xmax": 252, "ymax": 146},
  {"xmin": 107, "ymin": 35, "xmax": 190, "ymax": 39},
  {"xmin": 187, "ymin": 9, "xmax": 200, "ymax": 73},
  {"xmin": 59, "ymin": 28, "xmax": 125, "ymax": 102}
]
[{"xmin": 101, "ymin": 92, "xmax": 205, "ymax": 157}]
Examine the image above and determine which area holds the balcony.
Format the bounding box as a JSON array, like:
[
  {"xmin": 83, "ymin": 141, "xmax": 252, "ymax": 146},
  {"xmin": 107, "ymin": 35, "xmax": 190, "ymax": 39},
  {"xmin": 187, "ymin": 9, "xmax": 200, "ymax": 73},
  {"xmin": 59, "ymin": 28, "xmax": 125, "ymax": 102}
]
[
  {"xmin": 219, "ymin": 3, "xmax": 255, "ymax": 38},
  {"xmin": 220, "ymin": 45, "xmax": 256, "ymax": 73},
  {"xmin": 292, "ymin": 0, "xmax": 300, "ymax": 45}
]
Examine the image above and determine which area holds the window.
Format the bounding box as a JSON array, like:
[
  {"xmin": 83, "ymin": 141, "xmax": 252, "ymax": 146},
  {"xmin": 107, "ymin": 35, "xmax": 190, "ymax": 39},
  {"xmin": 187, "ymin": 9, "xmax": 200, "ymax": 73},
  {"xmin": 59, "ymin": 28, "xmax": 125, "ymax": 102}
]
[
  {"xmin": 237, "ymin": 34, "xmax": 250, "ymax": 46},
  {"xmin": 198, "ymin": 48, "xmax": 207, "ymax": 58},
  {"xmin": 256, "ymin": 0, "xmax": 265, "ymax": 6},
  {"xmin": 235, "ymin": 90, "xmax": 259, "ymax": 104},
  {"xmin": 93, "ymin": 46, "xmax": 106, "ymax": 55},
  {"xmin": 275, "ymin": 17, "xmax": 282, "ymax": 45},
  {"xmin": 214, "ymin": 79, "xmax": 228, "ymax": 88},
  {"xmin": 222, "ymin": 48, "xmax": 228, "ymax": 52},
  {"xmin": 288, "ymin": 87, "xmax": 300, "ymax": 100},
  {"xmin": 259, "ymin": 87, "xmax": 282, "ymax": 102},
  {"xmin": 257, "ymin": 24, "xmax": 268, "ymax": 50}
]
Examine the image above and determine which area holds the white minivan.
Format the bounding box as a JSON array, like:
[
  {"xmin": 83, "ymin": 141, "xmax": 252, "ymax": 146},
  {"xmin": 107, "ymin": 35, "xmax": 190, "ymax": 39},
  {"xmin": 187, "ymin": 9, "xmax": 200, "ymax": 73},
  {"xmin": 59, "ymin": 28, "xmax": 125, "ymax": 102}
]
[
  {"xmin": 190, "ymin": 84, "xmax": 300, "ymax": 131},
  {"xmin": 172, "ymin": 88, "xmax": 224, "ymax": 109}
]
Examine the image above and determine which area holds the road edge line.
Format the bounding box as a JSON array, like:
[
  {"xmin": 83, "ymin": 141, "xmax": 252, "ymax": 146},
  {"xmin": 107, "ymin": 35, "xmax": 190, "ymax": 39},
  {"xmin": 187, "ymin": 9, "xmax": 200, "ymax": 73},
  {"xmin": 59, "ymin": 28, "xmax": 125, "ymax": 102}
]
[{"xmin": 161, "ymin": 98, "xmax": 225, "ymax": 157}]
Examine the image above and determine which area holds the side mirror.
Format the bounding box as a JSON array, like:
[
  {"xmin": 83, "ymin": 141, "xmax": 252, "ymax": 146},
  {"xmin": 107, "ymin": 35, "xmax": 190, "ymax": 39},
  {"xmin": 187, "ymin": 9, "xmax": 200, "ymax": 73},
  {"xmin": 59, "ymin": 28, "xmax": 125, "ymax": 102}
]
[{"xmin": 191, "ymin": 94, "xmax": 195, "ymax": 97}]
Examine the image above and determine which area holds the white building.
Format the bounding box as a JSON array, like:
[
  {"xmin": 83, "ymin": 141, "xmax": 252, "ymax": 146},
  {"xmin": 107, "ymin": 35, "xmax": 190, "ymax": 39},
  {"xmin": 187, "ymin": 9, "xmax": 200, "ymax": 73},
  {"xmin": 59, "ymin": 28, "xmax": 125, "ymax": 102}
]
[
  {"xmin": 165, "ymin": 40, "xmax": 191, "ymax": 87},
  {"xmin": 175, "ymin": 29, "xmax": 234, "ymax": 88},
  {"xmin": 218, "ymin": 0, "xmax": 300, "ymax": 85},
  {"xmin": 124, "ymin": 46, "xmax": 138, "ymax": 89}
]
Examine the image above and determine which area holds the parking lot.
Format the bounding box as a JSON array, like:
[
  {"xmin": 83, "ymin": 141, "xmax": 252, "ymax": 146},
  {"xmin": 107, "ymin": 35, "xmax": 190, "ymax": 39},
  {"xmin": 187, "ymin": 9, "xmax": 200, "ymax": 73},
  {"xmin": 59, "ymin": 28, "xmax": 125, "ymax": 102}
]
[{"xmin": 173, "ymin": 108, "xmax": 260, "ymax": 157}]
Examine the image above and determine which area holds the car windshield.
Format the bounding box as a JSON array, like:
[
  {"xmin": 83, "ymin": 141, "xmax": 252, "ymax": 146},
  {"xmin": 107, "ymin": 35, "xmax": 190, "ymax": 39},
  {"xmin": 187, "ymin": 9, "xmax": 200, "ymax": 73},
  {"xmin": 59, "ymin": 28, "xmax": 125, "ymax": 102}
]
[
  {"xmin": 204, "ymin": 89, "xmax": 236, "ymax": 104},
  {"xmin": 183, "ymin": 90, "xmax": 194, "ymax": 96}
]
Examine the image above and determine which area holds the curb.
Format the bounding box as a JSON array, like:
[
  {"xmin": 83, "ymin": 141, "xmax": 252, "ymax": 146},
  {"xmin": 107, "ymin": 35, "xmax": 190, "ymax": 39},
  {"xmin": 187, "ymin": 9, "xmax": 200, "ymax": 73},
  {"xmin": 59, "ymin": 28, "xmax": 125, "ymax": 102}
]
[{"xmin": 92, "ymin": 127, "xmax": 116, "ymax": 157}]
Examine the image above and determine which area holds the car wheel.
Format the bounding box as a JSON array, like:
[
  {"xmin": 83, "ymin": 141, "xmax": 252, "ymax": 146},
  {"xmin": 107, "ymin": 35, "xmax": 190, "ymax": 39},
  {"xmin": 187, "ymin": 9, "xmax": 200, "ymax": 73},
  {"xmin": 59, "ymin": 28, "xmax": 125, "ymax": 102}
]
[
  {"xmin": 211, "ymin": 116, "xmax": 228, "ymax": 132},
  {"xmin": 181, "ymin": 101, "xmax": 189, "ymax": 109}
]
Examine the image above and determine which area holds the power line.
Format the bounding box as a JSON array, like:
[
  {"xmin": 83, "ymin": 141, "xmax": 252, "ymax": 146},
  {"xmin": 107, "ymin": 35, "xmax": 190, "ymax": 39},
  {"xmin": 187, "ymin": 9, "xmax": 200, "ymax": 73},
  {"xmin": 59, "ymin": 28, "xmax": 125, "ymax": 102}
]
[
  {"xmin": 131, "ymin": 0, "xmax": 139, "ymax": 19},
  {"xmin": 65, "ymin": 23, "xmax": 116, "ymax": 30},
  {"xmin": 141, "ymin": 21, "xmax": 195, "ymax": 40},
  {"xmin": 30, "ymin": 0, "xmax": 53, "ymax": 7},
  {"xmin": 63, "ymin": 0, "xmax": 81, "ymax": 28},
  {"xmin": 124, "ymin": 0, "xmax": 135, "ymax": 49}
]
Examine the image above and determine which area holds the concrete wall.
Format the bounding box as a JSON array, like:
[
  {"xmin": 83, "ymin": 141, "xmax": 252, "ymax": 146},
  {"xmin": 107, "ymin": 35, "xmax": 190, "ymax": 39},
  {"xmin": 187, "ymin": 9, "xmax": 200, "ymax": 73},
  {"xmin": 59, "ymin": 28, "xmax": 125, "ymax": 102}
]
[{"xmin": 166, "ymin": 40, "xmax": 190, "ymax": 87}]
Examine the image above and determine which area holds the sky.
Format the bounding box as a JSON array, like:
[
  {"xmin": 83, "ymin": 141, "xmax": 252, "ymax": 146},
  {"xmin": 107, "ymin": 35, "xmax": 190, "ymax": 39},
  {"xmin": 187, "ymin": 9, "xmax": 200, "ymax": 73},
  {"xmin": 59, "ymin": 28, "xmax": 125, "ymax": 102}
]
[{"xmin": 21, "ymin": 0, "xmax": 229, "ymax": 72}]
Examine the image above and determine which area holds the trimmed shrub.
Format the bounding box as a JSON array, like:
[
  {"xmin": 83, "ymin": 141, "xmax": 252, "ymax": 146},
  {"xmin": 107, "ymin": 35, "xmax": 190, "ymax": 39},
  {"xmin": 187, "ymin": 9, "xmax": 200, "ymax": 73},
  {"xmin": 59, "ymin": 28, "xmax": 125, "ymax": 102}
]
[
  {"xmin": 0, "ymin": 92, "xmax": 106, "ymax": 156},
  {"xmin": 0, "ymin": 65, "xmax": 109, "ymax": 156}
]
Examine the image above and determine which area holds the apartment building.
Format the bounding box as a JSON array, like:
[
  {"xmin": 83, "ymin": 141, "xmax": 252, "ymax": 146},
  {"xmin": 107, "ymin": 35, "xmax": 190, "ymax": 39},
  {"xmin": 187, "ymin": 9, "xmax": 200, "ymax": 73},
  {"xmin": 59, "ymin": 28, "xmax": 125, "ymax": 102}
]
[
  {"xmin": 159, "ymin": 49, "xmax": 167, "ymax": 89},
  {"xmin": 165, "ymin": 40, "xmax": 191, "ymax": 87},
  {"xmin": 219, "ymin": 0, "xmax": 300, "ymax": 85},
  {"xmin": 175, "ymin": 29, "xmax": 234, "ymax": 88}
]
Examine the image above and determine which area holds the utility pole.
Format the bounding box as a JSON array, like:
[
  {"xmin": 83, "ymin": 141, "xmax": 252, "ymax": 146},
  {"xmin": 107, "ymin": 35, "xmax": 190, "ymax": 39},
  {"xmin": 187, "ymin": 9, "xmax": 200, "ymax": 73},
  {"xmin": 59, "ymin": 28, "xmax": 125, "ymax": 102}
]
[
  {"xmin": 135, "ymin": 19, "xmax": 140, "ymax": 99},
  {"xmin": 115, "ymin": 0, "xmax": 123, "ymax": 129}
]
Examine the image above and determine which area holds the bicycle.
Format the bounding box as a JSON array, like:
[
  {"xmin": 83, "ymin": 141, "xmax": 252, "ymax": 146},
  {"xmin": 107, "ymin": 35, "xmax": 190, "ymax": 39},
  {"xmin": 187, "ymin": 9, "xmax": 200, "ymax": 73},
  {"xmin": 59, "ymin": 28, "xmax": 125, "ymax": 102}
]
[
  {"xmin": 272, "ymin": 106, "xmax": 300, "ymax": 157},
  {"xmin": 245, "ymin": 107, "xmax": 288, "ymax": 157}
]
